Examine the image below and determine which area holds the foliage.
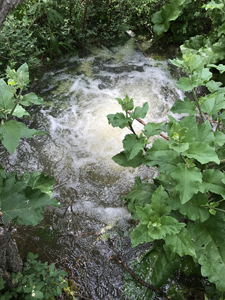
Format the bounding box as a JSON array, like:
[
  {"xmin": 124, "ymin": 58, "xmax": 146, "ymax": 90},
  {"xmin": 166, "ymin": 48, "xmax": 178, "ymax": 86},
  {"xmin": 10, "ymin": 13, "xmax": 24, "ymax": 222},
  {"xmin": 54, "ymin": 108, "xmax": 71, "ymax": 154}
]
[
  {"xmin": 0, "ymin": 170, "xmax": 59, "ymax": 226},
  {"xmin": 0, "ymin": 252, "xmax": 68, "ymax": 300},
  {"xmin": 0, "ymin": 63, "xmax": 45, "ymax": 154},
  {"xmin": 0, "ymin": 0, "xmax": 166, "ymax": 78},
  {"xmin": 152, "ymin": 0, "xmax": 225, "ymax": 64},
  {"xmin": 0, "ymin": 63, "xmax": 66, "ymax": 299},
  {"xmin": 107, "ymin": 51, "xmax": 225, "ymax": 298},
  {"xmin": 0, "ymin": 63, "xmax": 60, "ymax": 226}
]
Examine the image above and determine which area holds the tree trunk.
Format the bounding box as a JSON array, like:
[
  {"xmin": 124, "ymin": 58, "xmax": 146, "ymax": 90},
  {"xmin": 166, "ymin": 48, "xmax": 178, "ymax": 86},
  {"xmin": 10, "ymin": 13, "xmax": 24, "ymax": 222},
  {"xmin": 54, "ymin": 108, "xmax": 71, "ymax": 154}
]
[
  {"xmin": 0, "ymin": 213, "xmax": 23, "ymax": 288},
  {"xmin": 0, "ymin": 0, "xmax": 25, "ymax": 30}
]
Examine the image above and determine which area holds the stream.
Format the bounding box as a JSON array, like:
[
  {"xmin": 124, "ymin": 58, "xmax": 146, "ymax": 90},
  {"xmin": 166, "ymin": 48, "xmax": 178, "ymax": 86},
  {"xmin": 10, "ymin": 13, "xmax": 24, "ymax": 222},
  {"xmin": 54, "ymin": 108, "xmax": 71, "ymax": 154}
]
[{"xmin": 1, "ymin": 38, "xmax": 184, "ymax": 299}]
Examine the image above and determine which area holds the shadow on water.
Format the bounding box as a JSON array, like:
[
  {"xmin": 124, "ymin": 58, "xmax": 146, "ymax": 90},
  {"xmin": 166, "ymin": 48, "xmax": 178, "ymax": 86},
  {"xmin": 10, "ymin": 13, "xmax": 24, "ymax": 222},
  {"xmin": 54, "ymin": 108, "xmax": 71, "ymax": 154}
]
[{"xmin": 1, "ymin": 38, "xmax": 188, "ymax": 299}]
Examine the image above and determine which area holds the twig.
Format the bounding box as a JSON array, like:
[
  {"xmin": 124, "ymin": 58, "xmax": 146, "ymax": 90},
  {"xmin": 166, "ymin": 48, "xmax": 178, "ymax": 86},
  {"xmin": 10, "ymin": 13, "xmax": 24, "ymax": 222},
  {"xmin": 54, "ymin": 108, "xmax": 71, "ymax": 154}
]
[
  {"xmin": 145, "ymin": 25, "xmax": 154, "ymax": 36},
  {"xmin": 110, "ymin": 255, "xmax": 174, "ymax": 300},
  {"xmin": 54, "ymin": 181, "xmax": 69, "ymax": 189},
  {"xmin": 134, "ymin": 116, "xmax": 170, "ymax": 141},
  {"xmin": 63, "ymin": 199, "xmax": 75, "ymax": 217}
]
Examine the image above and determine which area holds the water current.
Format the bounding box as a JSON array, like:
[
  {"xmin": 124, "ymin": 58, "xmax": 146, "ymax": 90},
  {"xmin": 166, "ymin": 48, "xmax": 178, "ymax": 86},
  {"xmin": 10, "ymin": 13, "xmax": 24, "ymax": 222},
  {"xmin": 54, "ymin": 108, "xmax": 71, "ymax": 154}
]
[{"xmin": 1, "ymin": 38, "xmax": 184, "ymax": 299}]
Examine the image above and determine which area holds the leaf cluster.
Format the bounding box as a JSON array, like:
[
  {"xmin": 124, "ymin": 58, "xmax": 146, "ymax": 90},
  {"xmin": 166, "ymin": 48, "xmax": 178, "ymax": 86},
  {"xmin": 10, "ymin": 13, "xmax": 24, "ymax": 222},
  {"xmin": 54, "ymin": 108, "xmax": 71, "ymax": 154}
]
[
  {"xmin": 0, "ymin": 63, "xmax": 45, "ymax": 155},
  {"xmin": 108, "ymin": 52, "xmax": 225, "ymax": 297},
  {"xmin": 0, "ymin": 252, "xmax": 68, "ymax": 300},
  {"xmin": 0, "ymin": 64, "xmax": 60, "ymax": 226}
]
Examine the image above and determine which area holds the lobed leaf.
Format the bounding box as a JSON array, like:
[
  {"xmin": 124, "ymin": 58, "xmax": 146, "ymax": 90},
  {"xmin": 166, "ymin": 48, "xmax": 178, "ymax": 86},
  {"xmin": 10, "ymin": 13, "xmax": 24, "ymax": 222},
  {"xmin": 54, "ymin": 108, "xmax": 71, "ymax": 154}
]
[
  {"xmin": 142, "ymin": 122, "xmax": 164, "ymax": 138},
  {"xmin": 165, "ymin": 227, "xmax": 196, "ymax": 257},
  {"xmin": 201, "ymin": 169, "xmax": 225, "ymax": 198},
  {"xmin": 171, "ymin": 164, "xmax": 202, "ymax": 204},
  {"xmin": 1, "ymin": 172, "xmax": 60, "ymax": 226},
  {"xmin": 170, "ymin": 97, "xmax": 198, "ymax": 115},
  {"xmin": 145, "ymin": 139, "xmax": 183, "ymax": 173},
  {"xmin": 107, "ymin": 113, "xmax": 131, "ymax": 128},
  {"xmin": 112, "ymin": 150, "xmax": 144, "ymax": 168},
  {"xmin": 130, "ymin": 102, "xmax": 149, "ymax": 119},
  {"xmin": 188, "ymin": 218, "xmax": 225, "ymax": 291},
  {"xmin": 122, "ymin": 134, "xmax": 146, "ymax": 160},
  {"xmin": 183, "ymin": 141, "xmax": 220, "ymax": 164}
]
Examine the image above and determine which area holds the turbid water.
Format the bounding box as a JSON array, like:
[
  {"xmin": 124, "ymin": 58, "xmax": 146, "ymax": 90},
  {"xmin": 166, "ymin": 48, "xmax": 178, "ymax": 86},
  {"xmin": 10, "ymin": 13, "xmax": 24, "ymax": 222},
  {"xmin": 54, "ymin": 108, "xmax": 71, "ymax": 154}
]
[{"xmin": 1, "ymin": 38, "xmax": 184, "ymax": 299}]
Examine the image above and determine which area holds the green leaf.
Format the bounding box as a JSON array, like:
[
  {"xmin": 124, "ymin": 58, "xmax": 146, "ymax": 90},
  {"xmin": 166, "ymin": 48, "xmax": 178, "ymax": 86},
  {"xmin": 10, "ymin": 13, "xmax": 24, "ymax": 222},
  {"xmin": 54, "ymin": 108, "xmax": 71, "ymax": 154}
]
[
  {"xmin": 121, "ymin": 177, "xmax": 157, "ymax": 219},
  {"xmin": 168, "ymin": 140, "xmax": 189, "ymax": 152},
  {"xmin": 201, "ymin": 169, "xmax": 225, "ymax": 198},
  {"xmin": 206, "ymin": 80, "xmax": 223, "ymax": 92},
  {"xmin": 201, "ymin": 93, "xmax": 225, "ymax": 116},
  {"xmin": 1, "ymin": 172, "xmax": 60, "ymax": 225},
  {"xmin": 116, "ymin": 95, "xmax": 134, "ymax": 111},
  {"xmin": 20, "ymin": 92, "xmax": 44, "ymax": 106},
  {"xmin": 131, "ymin": 223, "xmax": 153, "ymax": 247},
  {"xmin": 0, "ymin": 120, "xmax": 21, "ymax": 154},
  {"xmin": 22, "ymin": 171, "xmax": 55, "ymax": 196},
  {"xmin": 12, "ymin": 105, "xmax": 29, "ymax": 118},
  {"xmin": 0, "ymin": 89, "xmax": 14, "ymax": 113},
  {"xmin": 165, "ymin": 227, "xmax": 196, "ymax": 257},
  {"xmin": 214, "ymin": 131, "xmax": 225, "ymax": 146},
  {"xmin": 147, "ymin": 215, "xmax": 185, "ymax": 240},
  {"xmin": 171, "ymin": 164, "xmax": 202, "ymax": 204},
  {"xmin": 176, "ymin": 76, "xmax": 198, "ymax": 91},
  {"xmin": 18, "ymin": 122, "xmax": 46, "ymax": 138},
  {"xmin": 49, "ymin": 263, "xmax": 55, "ymax": 272},
  {"xmin": 188, "ymin": 218, "xmax": 225, "ymax": 291},
  {"xmin": 135, "ymin": 201, "xmax": 185, "ymax": 240},
  {"xmin": 130, "ymin": 102, "xmax": 149, "ymax": 119},
  {"xmin": 169, "ymin": 192, "xmax": 210, "ymax": 222},
  {"xmin": 204, "ymin": 0, "xmax": 224, "ymax": 10},
  {"xmin": 112, "ymin": 150, "xmax": 144, "ymax": 168},
  {"xmin": 107, "ymin": 113, "xmax": 131, "ymax": 128},
  {"xmin": 195, "ymin": 121, "xmax": 215, "ymax": 144},
  {"xmin": 33, "ymin": 290, "xmax": 43, "ymax": 298},
  {"xmin": 150, "ymin": 186, "xmax": 170, "ymax": 216},
  {"xmin": 142, "ymin": 122, "xmax": 163, "ymax": 138},
  {"xmin": 208, "ymin": 64, "xmax": 225, "ymax": 74},
  {"xmin": 122, "ymin": 134, "xmax": 146, "ymax": 160},
  {"xmin": 145, "ymin": 139, "xmax": 183, "ymax": 173},
  {"xmin": 183, "ymin": 142, "xmax": 220, "ymax": 164},
  {"xmin": 170, "ymin": 97, "xmax": 198, "ymax": 115},
  {"xmin": 0, "ymin": 79, "xmax": 17, "ymax": 94},
  {"xmin": 168, "ymin": 115, "xmax": 197, "ymax": 143}
]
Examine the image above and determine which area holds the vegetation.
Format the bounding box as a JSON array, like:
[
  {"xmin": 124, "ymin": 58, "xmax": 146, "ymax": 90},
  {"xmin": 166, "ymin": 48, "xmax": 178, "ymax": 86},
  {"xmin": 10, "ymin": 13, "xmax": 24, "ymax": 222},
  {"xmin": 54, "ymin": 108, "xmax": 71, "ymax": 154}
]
[
  {"xmin": 108, "ymin": 52, "xmax": 225, "ymax": 299},
  {"xmin": 0, "ymin": 0, "xmax": 166, "ymax": 78},
  {"xmin": 1, "ymin": 0, "xmax": 225, "ymax": 299},
  {"xmin": 0, "ymin": 253, "xmax": 68, "ymax": 299},
  {"xmin": 0, "ymin": 64, "xmax": 67, "ymax": 298},
  {"xmin": 107, "ymin": 0, "xmax": 225, "ymax": 298}
]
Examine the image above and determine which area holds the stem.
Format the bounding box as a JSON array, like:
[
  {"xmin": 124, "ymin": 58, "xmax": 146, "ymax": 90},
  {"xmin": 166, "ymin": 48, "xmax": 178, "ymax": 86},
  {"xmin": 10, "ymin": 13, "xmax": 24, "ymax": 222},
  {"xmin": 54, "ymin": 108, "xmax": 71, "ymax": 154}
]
[
  {"xmin": 128, "ymin": 121, "xmax": 137, "ymax": 136},
  {"xmin": 6, "ymin": 88, "xmax": 23, "ymax": 122},
  {"xmin": 209, "ymin": 159, "xmax": 225, "ymax": 168},
  {"xmin": 213, "ymin": 207, "xmax": 225, "ymax": 213},
  {"xmin": 180, "ymin": 153, "xmax": 187, "ymax": 164},
  {"xmin": 216, "ymin": 119, "xmax": 221, "ymax": 131},
  {"xmin": 192, "ymin": 88, "xmax": 204, "ymax": 123}
]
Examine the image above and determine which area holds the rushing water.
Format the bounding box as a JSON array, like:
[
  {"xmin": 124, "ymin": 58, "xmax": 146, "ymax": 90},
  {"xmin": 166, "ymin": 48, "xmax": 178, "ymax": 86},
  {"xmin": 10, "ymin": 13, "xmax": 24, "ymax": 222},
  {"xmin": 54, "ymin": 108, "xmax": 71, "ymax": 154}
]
[{"xmin": 2, "ymin": 39, "xmax": 184, "ymax": 299}]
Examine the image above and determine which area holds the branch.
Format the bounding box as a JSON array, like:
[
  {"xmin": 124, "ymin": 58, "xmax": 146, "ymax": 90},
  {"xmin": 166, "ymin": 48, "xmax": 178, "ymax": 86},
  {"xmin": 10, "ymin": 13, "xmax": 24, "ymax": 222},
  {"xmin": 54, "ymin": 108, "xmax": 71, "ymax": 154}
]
[
  {"xmin": 110, "ymin": 255, "xmax": 174, "ymax": 300},
  {"xmin": 133, "ymin": 115, "xmax": 170, "ymax": 140}
]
